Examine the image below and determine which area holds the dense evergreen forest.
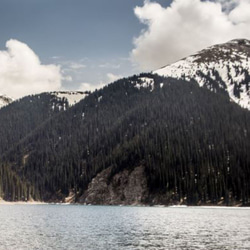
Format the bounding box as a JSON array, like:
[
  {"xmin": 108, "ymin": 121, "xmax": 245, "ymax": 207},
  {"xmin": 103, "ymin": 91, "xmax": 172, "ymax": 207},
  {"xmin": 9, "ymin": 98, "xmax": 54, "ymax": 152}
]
[
  {"xmin": 0, "ymin": 94, "xmax": 68, "ymax": 200},
  {"xmin": 0, "ymin": 93, "xmax": 68, "ymax": 155},
  {"xmin": 0, "ymin": 74, "xmax": 249, "ymax": 205}
]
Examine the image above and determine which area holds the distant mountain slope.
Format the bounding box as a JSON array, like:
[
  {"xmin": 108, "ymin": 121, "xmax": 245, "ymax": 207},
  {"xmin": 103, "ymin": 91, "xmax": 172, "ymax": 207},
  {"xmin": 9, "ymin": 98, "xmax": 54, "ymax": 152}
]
[
  {"xmin": 0, "ymin": 93, "xmax": 66, "ymax": 156},
  {"xmin": 0, "ymin": 95, "xmax": 13, "ymax": 109},
  {"xmin": 154, "ymin": 39, "xmax": 250, "ymax": 110},
  {"xmin": 1, "ymin": 74, "xmax": 249, "ymax": 205},
  {"xmin": 0, "ymin": 91, "xmax": 88, "ymax": 111},
  {"xmin": 0, "ymin": 93, "xmax": 72, "ymax": 201},
  {"xmin": 50, "ymin": 91, "xmax": 89, "ymax": 107},
  {"xmin": 0, "ymin": 91, "xmax": 88, "ymax": 201},
  {"xmin": 0, "ymin": 91, "xmax": 89, "ymax": 156}
]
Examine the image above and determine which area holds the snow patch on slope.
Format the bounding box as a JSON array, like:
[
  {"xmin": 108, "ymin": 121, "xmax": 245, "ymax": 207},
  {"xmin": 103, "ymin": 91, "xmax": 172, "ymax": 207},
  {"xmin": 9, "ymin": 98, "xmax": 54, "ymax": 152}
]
[
  {"xmin": 51, "ymin": 91, "xmax": 89, "ymax": 106},
  {"xmin": 154, "ymin": 39, "xmax": 250, "ymax": 110},
  {"xmin": 134, "ymin": 77, "xmax": 155, "ymax": 91}
]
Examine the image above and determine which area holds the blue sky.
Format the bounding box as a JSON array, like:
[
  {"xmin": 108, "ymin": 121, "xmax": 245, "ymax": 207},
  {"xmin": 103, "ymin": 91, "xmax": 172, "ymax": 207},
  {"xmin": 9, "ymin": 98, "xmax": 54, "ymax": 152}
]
[
  {"xmin": 0, "ymin": 0, "xmax": 146, "ymax": 58},
  {"xmin": 0, "ymin": 0, "xmax": 168, "ymax": 92},
  {"xmin": 0, "ymin": 0, "xmax": 249, "ymax": 98}
]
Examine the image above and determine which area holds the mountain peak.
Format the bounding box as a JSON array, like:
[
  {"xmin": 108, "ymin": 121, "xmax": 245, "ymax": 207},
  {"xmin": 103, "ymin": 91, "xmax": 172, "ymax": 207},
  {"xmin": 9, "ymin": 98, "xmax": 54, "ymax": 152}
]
[
  {"xmin": 191, "ymin": 39, "xmax": 250, "ymax": 64},
  {"xmin": 154, "ymin": 39, "xmax": 250, "ymax": 110},
  {"xmin": 228, "ymin": 39, "xmax": 250, "ymax": 46}
]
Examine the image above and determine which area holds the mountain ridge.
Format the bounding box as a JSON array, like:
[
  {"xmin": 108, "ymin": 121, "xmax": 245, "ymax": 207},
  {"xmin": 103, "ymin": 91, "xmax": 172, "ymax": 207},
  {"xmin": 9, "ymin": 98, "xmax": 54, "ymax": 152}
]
[
  {"xmin": 0, "ymin": 41, "xmax": 249, "ymax": 205},
  {"xmin": 154, "ymin": 39, "xmax": 250, "ymax": 110},
  {"xmin": 0, "ymin": 73, "xmax": 249, "ymax": 205},
  {"xmin": 0, "ymin": 91, "xmax": 89, "ymax": 111}
]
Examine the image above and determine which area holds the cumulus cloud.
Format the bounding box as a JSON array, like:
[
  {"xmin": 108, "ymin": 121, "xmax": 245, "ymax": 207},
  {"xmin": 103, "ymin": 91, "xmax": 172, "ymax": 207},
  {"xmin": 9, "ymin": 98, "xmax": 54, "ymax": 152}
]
[
  {"xmin": 78, "ymin": 73, "xmax": 122, "ymax": 92},
  {"xmin": 99, "ymin": 63, "xmax": 120, "ymax": 69},
  {"xmin": 62, "ymin": 75, "xmax": 73, "ymax": 82},
  {"xmin": 78, "ymin": 82, "xmax": 105, "ymax": 92},
  {"xmin": 106, "ymin": 73, "xmax": 122, "ymax": 82},
  {"xmin": 131, "ymin": 0, "xmax": 250, "ymax": 70},
  {"xmin": 68, "ymin": 62, "xmax": 86, "ymax": 70},
  {"xmin": 216, "ymin": 0, "xmax": 238, "ymax": 12},
  {"xmin": 0, "ymin": 39, "xmax": 62, "ymax": 99}
]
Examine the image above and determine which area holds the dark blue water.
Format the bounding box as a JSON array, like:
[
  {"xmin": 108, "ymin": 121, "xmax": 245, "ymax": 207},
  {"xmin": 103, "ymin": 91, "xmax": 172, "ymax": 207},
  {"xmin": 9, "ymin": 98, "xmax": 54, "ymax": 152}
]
[{"xmin": 0, "ymin": 205, "xmax": 249, "ymax": 249}]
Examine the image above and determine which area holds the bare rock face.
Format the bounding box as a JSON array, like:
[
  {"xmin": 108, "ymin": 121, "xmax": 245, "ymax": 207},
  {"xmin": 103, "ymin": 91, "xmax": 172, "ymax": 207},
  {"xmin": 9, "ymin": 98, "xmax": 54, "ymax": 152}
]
[{"xmin": 80, "ymin": 166, "xmax": 148, "ymax": 205}]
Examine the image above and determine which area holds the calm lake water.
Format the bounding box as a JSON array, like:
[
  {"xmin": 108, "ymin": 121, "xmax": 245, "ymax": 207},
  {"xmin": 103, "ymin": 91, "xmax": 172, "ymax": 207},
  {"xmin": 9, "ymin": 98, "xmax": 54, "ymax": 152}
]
[{"xmin": 0, "ymin": 205, "xmax": 249, "ymax": 250}]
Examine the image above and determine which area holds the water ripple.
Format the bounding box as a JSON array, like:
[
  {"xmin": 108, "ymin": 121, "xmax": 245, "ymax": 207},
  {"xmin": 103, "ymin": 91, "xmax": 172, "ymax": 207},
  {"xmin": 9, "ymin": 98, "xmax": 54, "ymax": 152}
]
[{"xmin": 0, "ymin": 205, "xmax": 249, "ymax": 249}]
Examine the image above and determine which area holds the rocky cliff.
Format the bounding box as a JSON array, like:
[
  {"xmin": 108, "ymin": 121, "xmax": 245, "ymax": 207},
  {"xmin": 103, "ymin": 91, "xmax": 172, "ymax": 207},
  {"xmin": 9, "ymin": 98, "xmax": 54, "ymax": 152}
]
[{"xmin": 79, "ymin": 166, "xmax": 149, "ymax": 205}]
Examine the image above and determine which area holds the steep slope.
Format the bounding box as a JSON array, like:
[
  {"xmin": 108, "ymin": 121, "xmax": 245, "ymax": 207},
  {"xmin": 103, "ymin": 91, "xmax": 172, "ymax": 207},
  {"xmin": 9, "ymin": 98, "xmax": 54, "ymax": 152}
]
[
  {"xmin": 154, "ymin": 39, "xmax": 250, "ymax": 110},
  {"xmin": 0, "ymin": 94, "xmax": 13, "ymax": 109},
  {"xmin": 0, "ymin": 91, "xmax": 89, "ymax": 201},
  {"xmin": 0, "ymin": 91, "xmax": 89, "ymax": 156},
  {"xmin": 0, "ymin": 93, "xmax": 68, "ymax": 156},
  {"xmin": 0, "ymin": 93, "xmax": 70, "ymax": 201},
  {"xmin": 0, "ymin": 91, "xmax": 88, "ymax": 111},
  {"xmin": 1, "ymin": 74, "xmax": 249, "ymax": 205}
]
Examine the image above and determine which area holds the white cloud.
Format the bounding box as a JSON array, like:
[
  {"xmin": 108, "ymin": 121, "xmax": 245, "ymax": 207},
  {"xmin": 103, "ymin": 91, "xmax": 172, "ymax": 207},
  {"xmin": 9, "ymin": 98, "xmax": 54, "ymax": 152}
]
[
  {"xmin": 60, "ymin": 61, "xmax": 86, "ymax": 72},
  {"xmin": 229, "ymin": 0, "xmax": 250, "ymax": 23},
  {"xmin": 62, "ymin": 75, "xmax": 73, "ymax": 82},
  {"xmin": 216, "ymin": 0, "xmax": 238, "ymax": 12},
  {"xmin": 106, "ymin": 73, "xmax": 122, "ymax": 83},
  {"xmin": 78, "ymin": 82, "xmax": 105, "ymax": 92},
  {"xmin": 99, "ymin": 63, "xmax": 120, "ymax": 69},
  {"xmin": 77, "ymin": 73, "xmax": 122, "ymax": 93},
  {"xmin": 68, "ymin": 62, "xmax": 86, "ymax": 70},
  {"xmin": 51, "ymin": 56, "xmax": 62, "ymax": 60},
  {"xmin": 0, "ymin": 39, "xmax": 62, "ymax": 99},
  {"xmin": 131, "ymin": 0, "xmax": 250, "ymax": 71}
]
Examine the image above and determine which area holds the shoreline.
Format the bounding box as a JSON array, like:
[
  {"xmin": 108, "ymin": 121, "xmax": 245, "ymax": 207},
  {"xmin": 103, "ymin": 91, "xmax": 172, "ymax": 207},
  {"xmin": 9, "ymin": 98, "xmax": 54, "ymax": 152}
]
[
  {"xmin": 0, "ymin": 200, "xmax": 249, "ymax": 208},
  {"xmin": 0, "ymin": 201, "xmax": 47, "ymax": 205}
]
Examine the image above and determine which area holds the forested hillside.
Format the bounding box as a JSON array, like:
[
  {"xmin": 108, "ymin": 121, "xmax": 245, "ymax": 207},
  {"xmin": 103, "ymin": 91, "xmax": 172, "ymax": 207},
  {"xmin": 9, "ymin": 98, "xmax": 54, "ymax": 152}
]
[
  {"xmin": 0, "ymin": 93, "xmax": 70, "ymax": 200},
  {"xmin": 0, "ymin": 74, "xmax": 249, "ymax": 205},
  {"xmin": 155, "ymin": 39, "xmax": 250, "ymax": 110},
  {"xmin": 0, "ymin": 93, "xmax": 69, "ymax": 156}
]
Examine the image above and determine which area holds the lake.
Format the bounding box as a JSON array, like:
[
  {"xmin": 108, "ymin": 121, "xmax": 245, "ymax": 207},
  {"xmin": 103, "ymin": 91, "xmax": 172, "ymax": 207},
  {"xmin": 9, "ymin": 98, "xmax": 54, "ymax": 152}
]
[{"xmin": 0, "ymin": 205, "xmax": 249, "ymax": 249}]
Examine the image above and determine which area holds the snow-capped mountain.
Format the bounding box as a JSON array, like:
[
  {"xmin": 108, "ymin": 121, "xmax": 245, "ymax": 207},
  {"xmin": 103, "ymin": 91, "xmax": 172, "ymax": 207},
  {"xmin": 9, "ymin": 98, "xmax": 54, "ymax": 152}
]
[
  {"xmin": 0, "ymin": 91, "xmax": 88, "ymax": 111},
  {"xmin": 154, "ymin": 39, "xmax": 250, "ymax": 110},
  {"xmin": 0, "ymin": 94, "xmax": 13, "ymax": 109}
]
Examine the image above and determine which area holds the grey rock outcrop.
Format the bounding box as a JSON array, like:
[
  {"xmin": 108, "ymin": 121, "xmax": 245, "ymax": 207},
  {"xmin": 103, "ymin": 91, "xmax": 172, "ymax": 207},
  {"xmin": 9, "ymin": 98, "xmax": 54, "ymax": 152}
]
[{"xmin": 80, "ymin": 166, "xmax": 149, "ymax": 205}]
